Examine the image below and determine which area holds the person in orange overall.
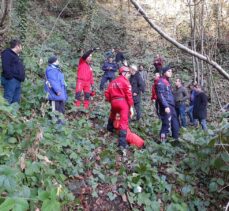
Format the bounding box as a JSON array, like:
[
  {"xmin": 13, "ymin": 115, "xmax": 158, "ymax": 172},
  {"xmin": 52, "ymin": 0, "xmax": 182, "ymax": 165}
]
[
  {"xmin": 105, "ymin": 66, "xmax": 134, "ymax": 149},
  {"xmin": 75, "ymin": 48, "xmax": 98, "ymax": 109},
  {"xmin": 113, "ymin": 113, "xmax": 144, "ymax": 148}
]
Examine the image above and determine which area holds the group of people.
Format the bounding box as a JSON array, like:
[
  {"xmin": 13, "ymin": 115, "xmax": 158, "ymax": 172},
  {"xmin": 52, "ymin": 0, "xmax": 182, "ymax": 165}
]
[{"xmin": 1, "ymin": 39, "xmax": 208, "ymax": 152}]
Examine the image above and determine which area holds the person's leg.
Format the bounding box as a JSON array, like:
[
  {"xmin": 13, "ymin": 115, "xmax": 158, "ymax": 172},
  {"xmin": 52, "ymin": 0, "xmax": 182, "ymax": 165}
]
[
  {"xmin": 160, "ymin": 109, "xmax": 171, "ymax": 141},
  {"xmin": 83, "ymin": 82, "xmax": 91, "ymax": 109},
  {"xmin": 170, "ymin": 106, "xmax": 180, "ymax": 140},
  {"xmin": 2, "ymin": 78, "xmax": 17, "ymax": 104},
  {"xmin": 134, "ymin": 101, "xmax": 141, "ymax": 120},
  {"xmin": 118, "ymin": 101, "xmax": 129, "ymax": 148},
  {"xmin": 179, "ymin": 104, "xmax": 187, "ymax": 127},
  {"xmin": 200, "ymin": 119, "xmax": 208, "ymax": 131},
  {"xmin": 75, "ymin": 80, "xmax": 83, "ymax": 107},
  {"xmin": 187, "ymin": 105, "xmax": 194, "ymax": 124},
  {"xmin": 12, "ymin": 80, "xmax": 21, "ymax": 103},
  {"xmin": 107, "ymin": 108, "xmax": 117, "ymax": 132},
  {"xmin": 175, "ymin": 106, "xmax": 181, "ymax": 126},
  {"xmin": 99, "ymin": 75, "xmax": 108, "ymax": 91},
  {"xmin": 55, "ymin": 101, "xmax": 65, "ymax": 114}
]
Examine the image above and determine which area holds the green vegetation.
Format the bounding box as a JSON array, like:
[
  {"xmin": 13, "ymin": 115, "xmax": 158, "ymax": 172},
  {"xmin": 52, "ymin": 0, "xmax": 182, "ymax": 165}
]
[{"xmin": 0, "ymin": 1, "xmax": 228, "ymax": 210}]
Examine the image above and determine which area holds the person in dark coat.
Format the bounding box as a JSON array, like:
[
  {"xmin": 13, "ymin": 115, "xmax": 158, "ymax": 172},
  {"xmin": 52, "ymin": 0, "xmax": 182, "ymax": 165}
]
[
  {"xmin": 129, "ymin": 64, "xmax": 145, "ymax": 121},
  {"xmin": 1, "ymin": 39, "xmax": 25, "ymax": 104},
  {"xmin": 193, "ymin": 85, "xmax": 208, "ymax": 131},
  {"xmin": 115, "ymin": 48, "xmax": 125, "ymax": 65},
  {"xmin": 99, "ymin": 57, "xmax": 118, "ymax": 91},
  {"xmin": 153, "ymin": 54, "xmax": 164, "ymax": 73},
  {"xmin": 187, "ymin": 82, "xmax": 198, "ymax": 124},
  {"xmin": 173, "ymin": 78, "xmax": 189, "ymax": 127},
  {"xmin": 156, "ymin": 66, "xmax": 179, "ymax": 141}
]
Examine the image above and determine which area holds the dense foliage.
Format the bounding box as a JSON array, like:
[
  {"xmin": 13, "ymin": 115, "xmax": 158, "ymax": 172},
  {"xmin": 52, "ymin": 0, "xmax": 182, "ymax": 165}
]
[
  {"xmin": 0, "ymin": 0, "xmax": 229, "ymax": 210},
  {"xmin": 0, "ymin": 92, "xmax": 228, "ymax": 210}
]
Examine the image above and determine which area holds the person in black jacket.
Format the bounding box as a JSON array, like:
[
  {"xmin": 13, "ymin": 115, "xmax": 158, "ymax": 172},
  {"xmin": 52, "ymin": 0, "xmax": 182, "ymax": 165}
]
[
  {"xmin": 129, "ymin": 64, "xmax": 145, "ymax": 121},
  {"xmin": 1, "ymin": 39, "xmax": 25, "ymax": 104},
  {"xmin": 193, "ymin": 85, "xmax": 208, "ymax": 131},
  {"xmin": 115, "ymin": 48, "xmax": 125, "ymax": 65},
  {"xmin": 99, "ymin": 57, "xmax": 118, "ymax": 91}
]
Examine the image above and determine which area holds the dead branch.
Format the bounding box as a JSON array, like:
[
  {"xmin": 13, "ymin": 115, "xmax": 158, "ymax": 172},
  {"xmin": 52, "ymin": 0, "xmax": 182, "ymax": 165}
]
[{"xmin": 130, "ymin": 0, "xmax": 229, "ymax": 80}]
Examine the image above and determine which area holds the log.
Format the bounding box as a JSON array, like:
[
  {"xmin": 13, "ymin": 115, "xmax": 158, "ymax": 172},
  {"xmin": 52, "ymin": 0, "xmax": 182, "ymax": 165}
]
[{"xmin": 130, "ymin": 0, "xmax": 229, "ymax": 81}]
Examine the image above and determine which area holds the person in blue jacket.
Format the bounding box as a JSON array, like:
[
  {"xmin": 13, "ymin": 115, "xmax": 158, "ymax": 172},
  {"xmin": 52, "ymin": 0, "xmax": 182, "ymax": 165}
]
[
  {"xmin": 156, "ymin": 66, "xmax": 179, "ymax": 141},
  {"xmin": 44, "ymin": 56, "xmax": 68, "ymax": 115},
  {"xmin": 1, "ymin": 39, "xmax": 25, "ymax": 104},
  {"xmin": 100, "ymin": 56, "xmax": 118, "ymax": 91}
]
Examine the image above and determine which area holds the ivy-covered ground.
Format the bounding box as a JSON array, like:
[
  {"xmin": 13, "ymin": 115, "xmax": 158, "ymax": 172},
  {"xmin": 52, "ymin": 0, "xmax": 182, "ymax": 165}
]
[{"xmin": 0, "ymin": 88, "xmax": 228, "ymax": 210}]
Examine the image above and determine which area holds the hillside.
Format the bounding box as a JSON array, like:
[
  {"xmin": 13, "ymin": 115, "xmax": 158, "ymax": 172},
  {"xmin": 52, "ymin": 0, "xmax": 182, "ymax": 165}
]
[{"xmin": 0, "ymin": 0, "xmax": 229, "ymax": 210}]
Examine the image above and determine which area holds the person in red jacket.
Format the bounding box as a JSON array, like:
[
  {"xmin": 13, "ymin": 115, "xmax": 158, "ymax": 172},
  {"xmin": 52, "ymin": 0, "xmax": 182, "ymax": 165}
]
[
  {"xmin": 75, "ymin": 48, "xmax": 97, "ymax": 109},
  {"xmin": 105, "ymin": 66, "xmax": 134, "ymax": 149},
  {"xmin": 113, "ymin": 113, "xmax": 144, "ymax": 148},
  {"xmin": 153, "ymin": 54, "xmax": 164, "ymax": 73}
]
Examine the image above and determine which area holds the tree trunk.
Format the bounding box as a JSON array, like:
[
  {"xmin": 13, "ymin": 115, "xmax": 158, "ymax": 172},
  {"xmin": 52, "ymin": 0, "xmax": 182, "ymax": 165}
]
[
  {"xmin": 130, "ymin": 0, "xmax": 229, "ymax": 81},
  {"xmin": 0, "ymin": 0, "xmax": 12, "ymax": 35}
]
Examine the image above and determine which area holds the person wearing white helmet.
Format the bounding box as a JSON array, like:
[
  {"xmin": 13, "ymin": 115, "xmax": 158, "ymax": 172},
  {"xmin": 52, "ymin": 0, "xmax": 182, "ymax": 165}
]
[{"xmin": 105, "ymin": 66, "xmax": 134, "ymax": 150}]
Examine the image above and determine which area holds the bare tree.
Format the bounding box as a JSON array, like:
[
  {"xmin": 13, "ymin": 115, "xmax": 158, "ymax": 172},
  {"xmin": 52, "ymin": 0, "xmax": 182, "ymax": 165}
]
[
  {"xmin": 130, "ymin": 0, "xmax": 229, "ymax": 80},
  {"xmin": 0, "ymin": 0, "xmax": 12, "ymax": 35}
]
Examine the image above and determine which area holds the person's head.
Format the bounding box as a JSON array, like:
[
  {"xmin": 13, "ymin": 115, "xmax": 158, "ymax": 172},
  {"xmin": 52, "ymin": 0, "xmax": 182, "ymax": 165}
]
[
  {"xmin": 154, "ymin": 72, "xmax": 160, "ymax": 80},
  {"xmin": 48, "ymin": 56, "xmax": 59, "ymax": 66},
  {"xmin": 161, "ymin": 66, "xmax": 172, "ymax": 78},
  {"xmin": 108, "ymin": 56, "xmax": 113, "ymax": 63},
  {"xmin": 119, "ymin": 66, "xmax": 131, "ymax": 79},
  {"xmin": 130, "ymin": 64, "xmax": 138, "ymax": 75},
  {"xmin": 111, "ymin": 48, "xmax": 115, "ymax": 53},
  {"xmin": 175, "ymin": 78, "xmax": 182, "ymax": 88},
  {"xmin": 86, "ymin": 54, "xmax": 92, "ymax": 64},
  {"xmin": 194, "ymin": 84, "xmax": 202, "ymax": 92},
  {"xmin": 139, "ymin": 64, "xmax": 144, "ymax": 71},
  {"xmin": 10, "ymin": 39, "xmax": 22, "ymax": 54}
]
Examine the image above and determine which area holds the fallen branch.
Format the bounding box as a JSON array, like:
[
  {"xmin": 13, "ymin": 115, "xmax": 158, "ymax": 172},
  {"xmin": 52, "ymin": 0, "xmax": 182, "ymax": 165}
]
[{"xmin": 130, "ymin": 0, "xmax": 229, "ymax": 80}]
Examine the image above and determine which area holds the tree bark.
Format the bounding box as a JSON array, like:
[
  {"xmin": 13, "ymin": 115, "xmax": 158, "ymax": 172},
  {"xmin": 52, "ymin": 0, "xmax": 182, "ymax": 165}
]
[
  {"xmin": 0, "ymin": 0, "xmax": 12, "ymax": 35},
  {"xmin": 130, "ymin": 0, "xmax": 229, "ymax": 81}
]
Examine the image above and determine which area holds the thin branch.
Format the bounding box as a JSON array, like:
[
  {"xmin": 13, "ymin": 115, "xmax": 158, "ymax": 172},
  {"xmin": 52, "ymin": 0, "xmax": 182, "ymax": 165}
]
[
  {"xmin": 39, "ymin": 0, "xmax": 72, "ymax": 57},
  {"xmin": 129, "ymin": 0, "xmax": 229, "ymax": 80}
]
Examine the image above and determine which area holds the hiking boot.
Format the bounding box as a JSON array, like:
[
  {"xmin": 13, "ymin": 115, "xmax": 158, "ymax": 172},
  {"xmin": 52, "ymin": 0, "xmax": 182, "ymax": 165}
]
[{"xmin": 75, "ymin": 100, "xmax": 81, "ymax": 107}]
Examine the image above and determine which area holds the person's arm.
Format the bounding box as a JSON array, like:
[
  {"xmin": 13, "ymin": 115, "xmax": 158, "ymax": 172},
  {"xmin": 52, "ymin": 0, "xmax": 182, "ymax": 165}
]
[
  {"xmin": 46, "ymin": 69, "xmax": 61, "ymax": 95},
  {"xmin": 182, "ymin": 87, "xmax": 189, "ymax": 102},
  {"xmin": 105, "ymin": 88, "xmax": 111, "ymax": 102},
  {"xmin": 156, "ymin": 81, "xmax": 169, "ymax": 108},
  {"xmin": 125, "ymin": 83, "xmax": 134, "ymax": 107},
  {"xmin": 1, "ymin": 53, "xmax": 13, "ymax": 79},
  {"xmin": 138, "ymin": 73, "xmax": 145, "ymax": 93},
  {"xmin": 202, "ymin": 93, "xmax": 208, "ymax": 107},
  {"xmin": 102, "ymin": 62, "xmax": 109, "ymax": 72}
]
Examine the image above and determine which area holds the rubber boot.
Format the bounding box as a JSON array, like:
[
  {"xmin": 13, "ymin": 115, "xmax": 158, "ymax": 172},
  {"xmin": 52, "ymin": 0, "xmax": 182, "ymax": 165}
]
[
  {"xmin": 84, "ymin": 100, "xmax": 90, "ymax": 109},
  {"xmin": 75, "ymin": 100, "xmax": 81, "ymax": 107},
  {"xmin": 118, "ymin": 130, "xmax": 128, "ymax": 148}
]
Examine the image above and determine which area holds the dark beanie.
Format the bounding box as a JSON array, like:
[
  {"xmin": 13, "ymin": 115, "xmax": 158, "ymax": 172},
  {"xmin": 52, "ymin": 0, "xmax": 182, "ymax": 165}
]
[
  {"xmin": 48, "ymin": 56, "xmax": 58, "ymax": 64},
  {"xmin": 161, "ymin": 66, "xmax": 171, "ymax": 74}
]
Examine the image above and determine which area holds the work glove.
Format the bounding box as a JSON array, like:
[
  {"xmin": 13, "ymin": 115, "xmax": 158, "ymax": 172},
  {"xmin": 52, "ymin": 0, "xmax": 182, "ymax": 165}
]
[{"xmin": 130, "ymin": 106, "xmax": 134, "ymax": 119}]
